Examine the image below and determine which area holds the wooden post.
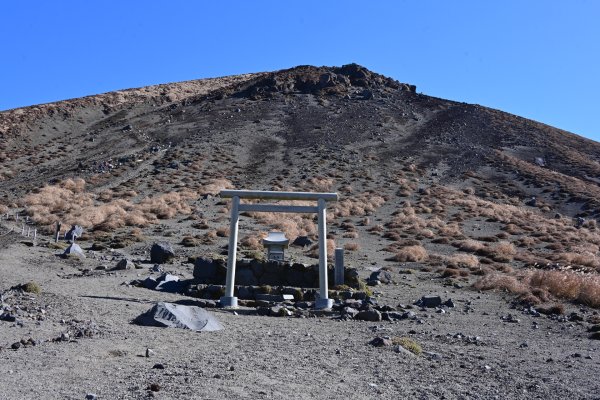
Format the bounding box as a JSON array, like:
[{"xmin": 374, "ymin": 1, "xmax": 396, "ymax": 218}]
[
  {"xmin": 55, "ymin": 222, "xmax": 62, "ymax": 243},
  {"xmin": 220, "ymin": 196, "xmax": 240, "ymax": 307},
  {"xmin": 27, "ymin": 227, "xmax": 31, "ymax": 237},
  {"xmin": 21, "ymin": 224, "xmax": 25, "ymax": 235},
  {"xmin": 334, "ymin": 248, "xmax": 344, "ymax": 287}
]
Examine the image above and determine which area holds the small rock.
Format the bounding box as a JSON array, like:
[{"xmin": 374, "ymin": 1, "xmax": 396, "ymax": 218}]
[
  {"xmin": 417, "ymin": 295, "xmax": 442, "ymax": 308},
  {"xmin": 292, "ymin": 236, "xmax": 313, "ymax": 247},
  {"xmin": 11, "ymin": 342, "xmax": 21, "ymax": 350},
  {"xmin": 443, "ymin": 299, "xmax": 455, "ymax": 308},
  {"xmin": 369, "ymin": 270, "xmax": 392, "ymax": 284},
  {"xmin": 395, "ymin": 345, "xmax": 416, "ymax": 357},
  {"xmin": 85, "ymin": 394, "xmax": 98, "ymax": 400},
  {"xmin": 114, "ymin": 259, "xmax": 135, "ymax": 270},
  {"xmin": 152, "ymin": 363, "xmax": 165, "ymax": 369},
  {"xmin": 355, "ymin": 309, "xmax": 382, "ymax": 322},
  {"xmin": 148, "ymin": 383, "xmax": 160, "ymax": 392},
  {"xmin": 589, "ymin": 332, "xmax": 600, "ymax": 340},
  {"xmin": 423, "ymin": 351, "xmax": 443, "ymax": 360},
  {"xmin": 369, "ymin": 337, "xmax": 393, "ymax": 347},
  {"xmin": 146, "ymin": 348, "xmax": 155, "ymax": 357}
]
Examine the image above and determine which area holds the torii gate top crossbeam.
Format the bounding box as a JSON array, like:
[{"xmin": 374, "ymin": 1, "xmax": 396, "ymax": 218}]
[{"xmin": 220, "ymin": 189, "xmax": 338, "ymax": 202}]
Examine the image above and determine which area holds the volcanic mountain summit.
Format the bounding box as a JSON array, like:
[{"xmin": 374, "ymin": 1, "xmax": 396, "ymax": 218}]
[{"xmin": 1, "ymin": 64, "xmax": 600, "ymax": 218}]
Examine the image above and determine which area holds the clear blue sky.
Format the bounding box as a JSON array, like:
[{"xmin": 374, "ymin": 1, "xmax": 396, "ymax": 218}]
[{"xmin": 1, "ymin": 1, "xmax": 599, "ymax": 141}]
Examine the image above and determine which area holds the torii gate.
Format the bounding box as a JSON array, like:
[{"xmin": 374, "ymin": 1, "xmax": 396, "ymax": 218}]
[{"xmin": 219, "ymin": 189, "xmax": 339, "ymax": 309}]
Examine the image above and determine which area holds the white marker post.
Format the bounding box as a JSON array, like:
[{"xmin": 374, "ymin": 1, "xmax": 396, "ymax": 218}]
[{"xmin": 219, "ymin": 190, "xmax": 338, "ymax": 309}]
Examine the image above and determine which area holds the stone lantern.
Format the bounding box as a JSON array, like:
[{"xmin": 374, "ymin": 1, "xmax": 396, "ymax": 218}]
[{"xmin": 263, "ymin": 231, "xmax": 289, "ymax": 261}]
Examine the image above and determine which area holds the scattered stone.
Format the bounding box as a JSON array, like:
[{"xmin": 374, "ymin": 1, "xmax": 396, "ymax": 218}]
[
  {"xmin": 395, "ymin": 345, "xmax": 416, "ymax": 357},
  {"xmin": 148, "ymin": 383, "xmax": 161, "ymax": 392},
  {"xmin": 134, "ymin": 302, "xmax": 223, "ymax": 331},
  {"xmin": 114, "ymin": 258, "xmax": 135, "ymax": 270},
  {"xmin": 443, "ymin": 299, "xmax": 455, "ymax": 308},
  {"xmin": 341, "ymin": 307, "xmax": 359, "ymax": 319},
  {"xmin": 355, "ymin": 309, "xmax": 382, "ymax": 322},
  {"xmin": 152, "ymin": 363, "xmax": 165, "ymax": 369},
  {"xmin": 150, "ymin": 242, "xmax": 175, "ymax": 264},
  {"xmin": 502, "ymin": 314, "xmax": 520, "ymax": 323},
  {"xmin": 369, "ymin": 270, "xmax": 392, "ymax": 284},
  {"xmin": 416, "ymin": 295, "xmax": 442, "ymax": 308},
  {"xmin": 11, "ymin": 342, "xmax": 21, "ymax": 350},
  {"xmin": 292, "ymin": 236, "xmax": 313, "ymax": 247},
  {"xmin": 146, "ymin": 348, "xmax": 155, "ymax": 357},
  {"xmin": 154, "ymin": 274, "xmax": 183, "ymax": 292},
  {"xmin": 588, "ymin": 324, "xmax": 600, "ymax": 332},
  {"xmin": 269, "ymin": 306, "xmax": 293, "ymax": 317},
  {"xmin": 568, "ymin": 312, "xmax": 584, "ymax": 322},
  {"xmin": 151, "ymin": 264, "xmax": 163, "ymax": 273},
  {"xmin": 423, "ymin": 351, "xmax": 443, "ymax": 360},
  {"xmin": 370, "ymin": 337, "xmax": 393, "ymax": 347},
  {"xmin": 85, "ymin": 394, "xmax": 98, "ymax": 400},
  {"xmin": 0, "ymin": 313, "xmax": 16, "ymax": 322}
]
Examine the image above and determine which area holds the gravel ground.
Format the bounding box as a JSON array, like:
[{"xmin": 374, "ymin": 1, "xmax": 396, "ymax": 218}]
[{"xmin": 1, "ymin": 238, "xmax": 599, "ymax": 400}]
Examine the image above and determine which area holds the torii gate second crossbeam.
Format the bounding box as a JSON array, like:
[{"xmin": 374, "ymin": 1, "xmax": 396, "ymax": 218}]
[{"xmin": 219, "ymin": 189, "xmax": 339, "ymax": 309}]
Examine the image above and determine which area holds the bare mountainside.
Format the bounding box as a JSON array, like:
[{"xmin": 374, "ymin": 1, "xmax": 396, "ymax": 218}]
[{"xmin": 1, "ymin": 64, "xmax": 600, "ymax": 399}]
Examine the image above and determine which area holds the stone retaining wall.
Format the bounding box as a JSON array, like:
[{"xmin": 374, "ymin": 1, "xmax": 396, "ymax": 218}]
[{"xmin": 192, "ymin": 257, "xmax": 360, "ymax": 288}]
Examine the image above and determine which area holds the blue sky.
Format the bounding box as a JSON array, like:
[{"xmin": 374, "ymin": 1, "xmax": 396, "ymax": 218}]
[{"xmin": 1, "ymin": 1, "xmax": 599, "ymax": 141}]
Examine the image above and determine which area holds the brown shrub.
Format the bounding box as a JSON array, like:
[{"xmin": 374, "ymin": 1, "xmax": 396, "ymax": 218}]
[
  {"xmin": 240, "ymin": 234, "xmax": 264, "ymax": 250},
  {"xmin": 388, "ymin": 245, "xmax": 428, "ymax": 262},
  {"xmin": 445, "ymin": 254, "xmax": 479, "ymax": 269},
  {"xmin": 475, "ymin": 269, "xmax": 600, "ymax": 309},
  {"xmin": 456, "ymin": 239, "xmax": 484, "ymax": 253},
  {"xmin": 480, "ymin": 242, "xmax": 517, "ymax": 263},
  {"xmin": 344, "ymin": 242, "xmax": 360, "ymax": 251},
  {"xmin": 473, "ymin": 273, "xmax": 528, "ymax": 294},
  {"xmin": 308, "ymin": 239, "xmax": 336, "ymax": 260},
  {"xmin": 216, "ymin": 227, "xmax": 230, "ymax": 237}
]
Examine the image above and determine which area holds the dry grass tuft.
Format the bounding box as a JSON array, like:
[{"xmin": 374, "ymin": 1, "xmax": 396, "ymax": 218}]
[
  {"xmin": 388, "ymin": 245, "xmax": 428, "ymax": 262},
  {"xmin": 474, "ymin": 269, "xmax": 600, "ymax": 308},
  {"xmin": 22, "ymin": 179, "xmax": 197, "ymax": 234},
  {"xmin": 344, "ymin": 242, "xmax": 360, "ymax": 251}
]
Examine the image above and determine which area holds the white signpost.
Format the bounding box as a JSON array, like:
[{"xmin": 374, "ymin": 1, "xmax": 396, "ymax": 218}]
[{"xmin": 219, "ymin": 189, "xmax": 339, "ymax": 309}]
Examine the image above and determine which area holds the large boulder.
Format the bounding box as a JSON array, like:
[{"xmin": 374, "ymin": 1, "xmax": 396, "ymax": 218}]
[
  {"xmin": 134, "ymin": 302, "xmax": 223, "ymax": 331},
  {"xmin": 63, "ymin": 243, "xmax": 85, "ymax": 258},
  {"xmin": 369, "ymin": 269, "xmax": 393, "ymax": 284},
  {"xmin": 65, "ymin": 225, "xmax": 84, "ymax": 242},
  {"xmin": 150, "ymin": 242, "xmax": 175, "ymax": 264},
  {"xmin": 154, "ymin": 274, "xmax": 185, "ymax": 293}
]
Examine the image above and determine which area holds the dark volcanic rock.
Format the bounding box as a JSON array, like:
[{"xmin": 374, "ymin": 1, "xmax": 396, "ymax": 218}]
[{"xmin": 151, "ymin": 242, "xmax": 175, "ymax": 264}]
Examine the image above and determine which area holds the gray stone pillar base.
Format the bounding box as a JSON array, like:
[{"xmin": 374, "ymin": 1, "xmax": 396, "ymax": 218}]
[
  {"xmin": 315, "ymin": 298, "xmax": 334, "ymax": 310},
  {"xmin": 219, "ymin": 296, "xmax": 238, "ymax": 308}
]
